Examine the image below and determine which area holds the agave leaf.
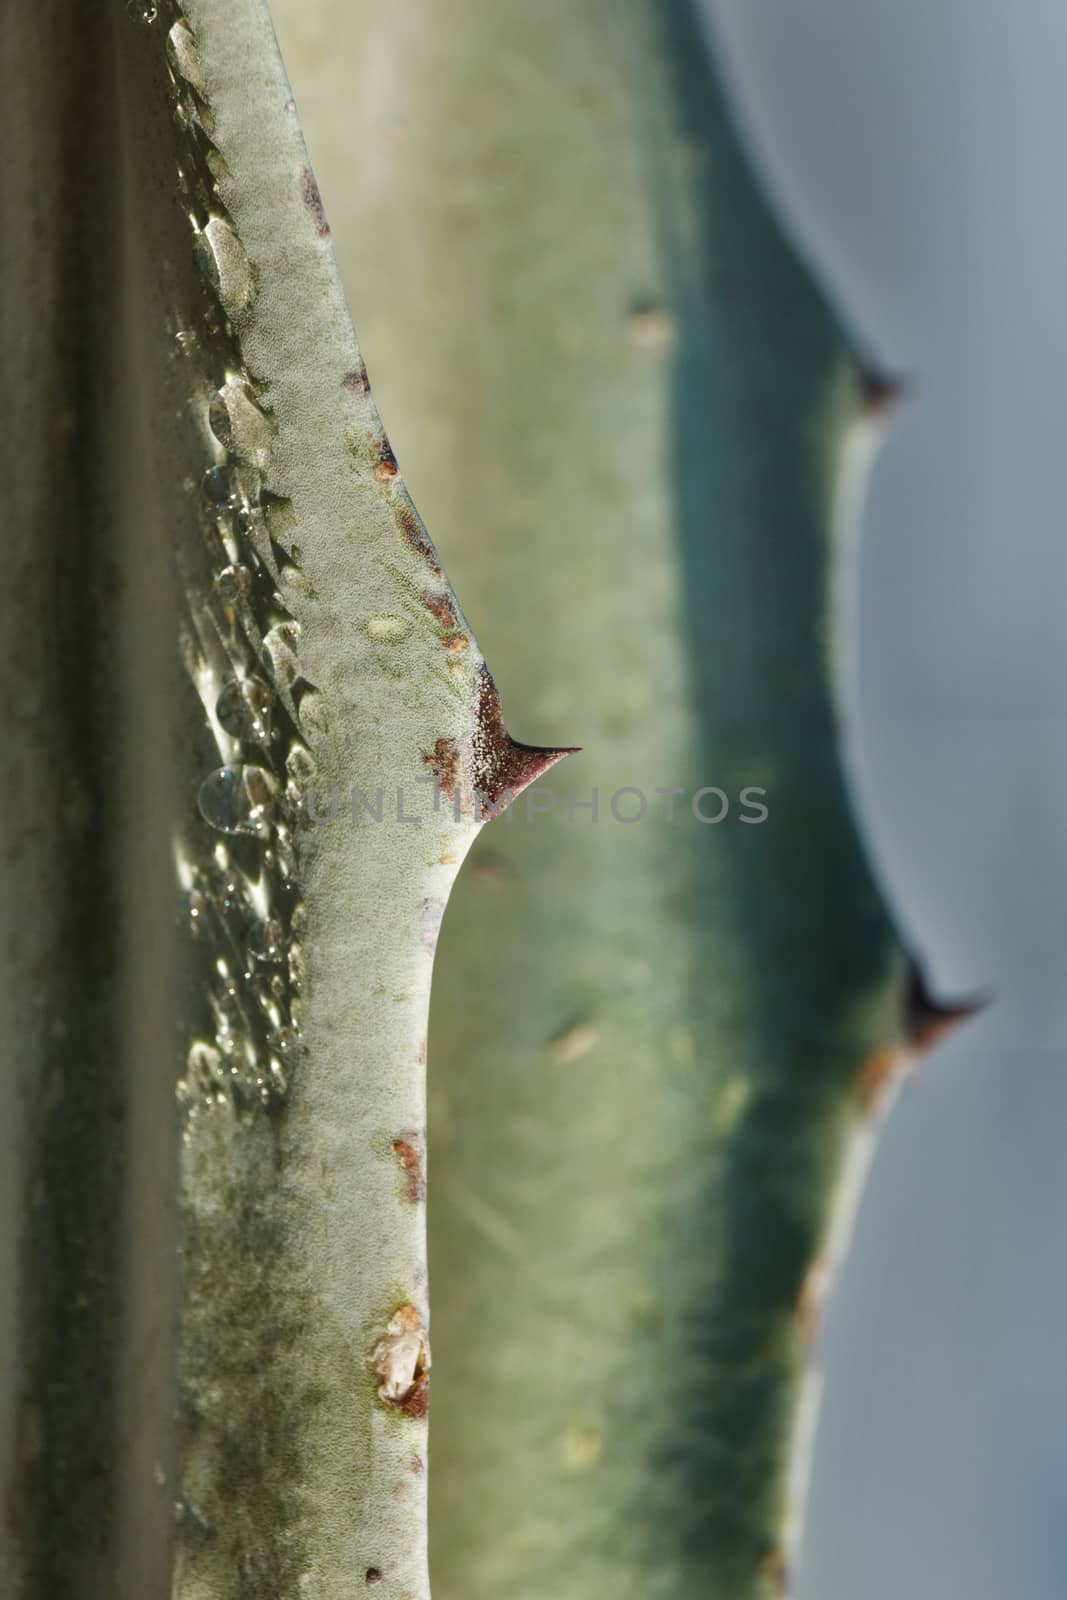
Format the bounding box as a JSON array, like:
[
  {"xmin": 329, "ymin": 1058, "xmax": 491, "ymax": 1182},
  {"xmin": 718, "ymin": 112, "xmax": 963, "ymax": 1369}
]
[
  {"xmin": 1, "ymin": 3, "xmax": 567, "ymax": 1596},
  {"xmin": 267, "ymin": 1, "xmax": 965, "ymax": 1595}
]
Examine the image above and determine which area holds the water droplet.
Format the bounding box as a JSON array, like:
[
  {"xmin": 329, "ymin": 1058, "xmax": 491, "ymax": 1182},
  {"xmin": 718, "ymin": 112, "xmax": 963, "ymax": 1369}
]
[
  {"xmin": 271, "ymin": 829, "xmax": 297, "ymax": 883},
  {"xmin": 263, "ymin": 622, "xmax": 301, "ymax": 691},
  {"xmin": 288, "ymin": 942, "xmax": 305, "ymax": 990},
  {"xmin": 174, "ymin": 327, "xmax": 197, "ymax": 357},
  {"xmin": 208, "ymin": 375, "xmax": 273, "ymax": 468},
  {"xmin": 290, "ymin": 903, "xmax": 308, "ymax": 936},
  {"xmin": 218, "ymin": 868, "xmax": 244, "ymax": 910},
  {"xmin": 217, "ymin": 676, "xmax": 273, "ymax": 742},
  {"xmin": 166, "ymin": 20, "xmax": 205, "ymax": 94},
  {"xmin": 217, "ymin": 976, "xmax": 242, "ymax": 1017},
  {"xmin": 188, "ymin": 888, "xmax": 208, "ymax": 931},
  {"xmin": 214, "ymin": 564, "xmax": 251, "ymax": 606},
  {"xmin": 286, "ymin": 744, "xmax": 316, "ymax": 784},
  {"xmin": 203, "ymin": 464, "xmax": 238, "ymax": 510},
  {"xmin": 248, "ymin": 918, "xmax": 286, "ymax": 964},
  {"xmin": 127, "ymin": 0, "xmax": 158, "ymax": 23},
  {"xmin": 297, "ymin": 688, "xmax": 328, "ymax": 739},
  {"xmin": 198, "ymin": 765, "xmax": 278, "ymax": 836},
  {"xmin": 186, "ymin": 1041, "xmax": 224, "ymax": 1092},
  {"xmin": 269, "ymin": 1026, "xmax": 299, "ymax": 1058},
  {"xmin": 195, "ymin": 216, "xmax": 254, "ymax": 317}
]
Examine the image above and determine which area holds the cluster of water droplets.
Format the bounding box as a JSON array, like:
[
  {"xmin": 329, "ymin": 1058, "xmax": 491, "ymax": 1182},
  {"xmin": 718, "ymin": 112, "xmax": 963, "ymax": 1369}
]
[{"xmin": 146, "ymin": 1, "xmax": 322, "ymax": 1126}]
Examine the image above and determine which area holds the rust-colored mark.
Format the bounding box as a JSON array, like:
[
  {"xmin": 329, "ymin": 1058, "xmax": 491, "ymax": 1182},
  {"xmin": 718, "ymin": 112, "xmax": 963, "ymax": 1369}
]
[
  {"xmin": 854, "ymin": 1044, "xmax": 907, "ymax": 1112},
  {"xmin": 392, "ymin": 1132, "xmax": 426, "ymax": 1205},
  {"xmin": 342, "ymin": 363, "xmax": 370, "ymax": 395},
  {"xmin": 374, "ymin": 437, "xmax": 399, "ymax": 481},
  {"xmin": 423, "ymin": 590, "xmax": 458, "ymax": 630},
  {"xmin": 627, "ymin": 305, "xmax": 675, "ymax": 351},
  {"xmin": 424, "ymin": 736, "xmax": 461, "ymax": 799},
  {"xmin": 301, "ymin": 166, "xmax": 330, "ymax": 236},
  {"xmin": 410, "ymin": 1454, "xmax": 425, "ymax": 1475},
  {"xmin": 442, "ymin": 633, "xmax": 469, "ymax": 655},
  {"xmin": 906, "ymin": 959, "xmax": 988, "ymax": 1055},
  {"xmin": 397, "ymin": 1374, "xmax": 429, "ymax": 1419},
  {"xmin": 365, "ymin": 1569, "xmax": 383, "ymax": 1586},
  {"xmin": 550, "ymin": 1023, "xmax": 597, "ymax": 1064},
  {"xmin": 471, "ymin": 666, "xmax": 578, "ymax": 817},
  {"xmin": 397, "ymin": 504, "xmax": 441, "ymax": 576},
  {"xmin": 760, "ymin": 1548, "xmax": 790, "ymax": 1596},
  {"xmin": 795, "ymin": 1254, "xmax": 831, "ymax": 1346},
  {"xmin": 370, "ymin": 1303, "xmax": 430, "ymax": 1414}
]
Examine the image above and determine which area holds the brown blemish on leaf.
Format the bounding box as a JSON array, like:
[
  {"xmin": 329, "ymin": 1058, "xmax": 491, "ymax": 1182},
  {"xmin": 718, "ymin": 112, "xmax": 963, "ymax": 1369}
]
[
  {"xmin": 410, "ymin": 1455, "xmax": 425, "ymax": 1475},
  {"xmin": 374, "ymin": 437, "xmax": 399, "ymax": 482},
  {"xmin": 760, "ymin": 1548, "xmax": 790, "ymax": 1596},
  {"xmin": 342, "ymin": 363, "xmax": 370, "ymax": 395},
  {"xmin": 301, "ymin": 166, "xmax": 330, "ymax": 236},
  {"xmin": 365, "ymin": 1569, "xmax": 383, "ymax": 1586},
  {"xmin": 854, "ymin": 1044, "xmax": 907, "ymax": 1112},
  {"xmin": 550, "ymin": 1023, "xmax": 598, "ymax": 1064},
  {"xmin": 442, "ymin": 633, "xmax": 469, "ymax": 654},
  {"xmin": 906, "ymin": 959, "xmax": 987, "ymax": 1054},
  {"xmin": 795, "ymin": 1254, "xmax": 831, "ymax": 1346},
  {"xmin": 423, "ymin": 591, "xmax": 458, "ymax": 629},
  {"xmin": 396, "ymin": 1374, "xmax": 429, "ymax": 1419},
  {"xmin": 627, "ymin": 304, "xmax": 675, "ymax": 351},
  {"xmin": 471, "ymin": 666, "xmax": 578, "ymax": 817},
  {"xmin": 392, "ymin": 1132, "xmax": 426, "ymax": 1205},
  {"xmin": 397, "ymin": 504, "xmax": 441, "ymax": 576},
  {"xmin": 370, "ymin": 1303, "xmax": 430, "ymax": 1413},
  {"xmin": 425, "ymin": 736, "xmax": 460, "ymax": 798}
]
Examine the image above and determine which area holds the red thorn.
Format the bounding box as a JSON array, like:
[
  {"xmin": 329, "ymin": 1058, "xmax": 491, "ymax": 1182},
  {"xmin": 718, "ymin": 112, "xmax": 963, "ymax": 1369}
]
[
  {"xmin": 472, "ymin": 667, "xmax": 579, "ymax": 818},
  {"xmin": 905, "ymin": 958, "xmax": 989, "ymax": 1055}
]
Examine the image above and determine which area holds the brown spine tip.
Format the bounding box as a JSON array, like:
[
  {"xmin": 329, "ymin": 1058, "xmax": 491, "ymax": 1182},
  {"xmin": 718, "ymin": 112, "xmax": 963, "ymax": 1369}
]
[
  {"xmin": 365, "ymin": 1570, "xmax": 383, "ymax": 1587},
  {"xmin": 905, "ymin": 958, "xmax": 988, "ymax": 1055},
  {"xmin": 472, "ymin": 666, "xmax": 579, "ymax": 817},
  {"xmin": 855, "ymin": 363, "xmax": 910, "ymax": 419}
]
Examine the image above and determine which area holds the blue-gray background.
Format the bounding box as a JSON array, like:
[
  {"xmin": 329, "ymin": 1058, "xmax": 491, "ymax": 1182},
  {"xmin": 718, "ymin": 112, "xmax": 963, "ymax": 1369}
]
[{"xmin": 704, "ymin": 2, "xmax": 1067, "ymax": 1593}]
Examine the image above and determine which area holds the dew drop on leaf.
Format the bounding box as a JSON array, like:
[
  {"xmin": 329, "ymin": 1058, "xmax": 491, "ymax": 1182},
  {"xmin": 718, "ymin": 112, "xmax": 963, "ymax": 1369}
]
[{"xmin": 198, "ymin": 765, "xmax": 278, "ymax": 837}]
